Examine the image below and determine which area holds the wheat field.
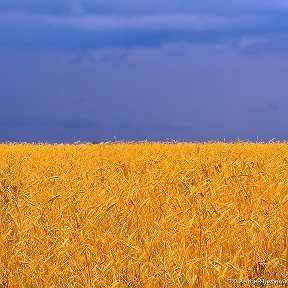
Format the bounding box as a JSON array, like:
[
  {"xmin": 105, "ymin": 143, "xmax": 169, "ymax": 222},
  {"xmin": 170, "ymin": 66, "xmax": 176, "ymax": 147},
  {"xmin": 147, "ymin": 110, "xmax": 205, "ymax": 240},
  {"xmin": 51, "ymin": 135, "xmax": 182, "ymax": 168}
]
[{"xmin": 0, "ymin": 142, "xmax": 287, "ymax": 287}]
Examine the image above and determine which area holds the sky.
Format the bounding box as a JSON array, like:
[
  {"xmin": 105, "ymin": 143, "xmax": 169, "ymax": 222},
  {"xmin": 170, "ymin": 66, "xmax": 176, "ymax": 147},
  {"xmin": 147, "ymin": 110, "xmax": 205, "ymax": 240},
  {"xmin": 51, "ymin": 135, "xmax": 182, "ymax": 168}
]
[{"xmin": 1, "ymin": 0, "xmax": 288, "ymax": 142}]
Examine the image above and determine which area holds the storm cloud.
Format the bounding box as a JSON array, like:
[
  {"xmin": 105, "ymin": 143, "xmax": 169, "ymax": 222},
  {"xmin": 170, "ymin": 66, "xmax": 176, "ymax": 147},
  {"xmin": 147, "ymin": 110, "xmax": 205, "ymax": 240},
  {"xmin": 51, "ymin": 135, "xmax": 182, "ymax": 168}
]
[{"xmin": 0, "ymin": 0, "xmax": 288, "ymax": 53}]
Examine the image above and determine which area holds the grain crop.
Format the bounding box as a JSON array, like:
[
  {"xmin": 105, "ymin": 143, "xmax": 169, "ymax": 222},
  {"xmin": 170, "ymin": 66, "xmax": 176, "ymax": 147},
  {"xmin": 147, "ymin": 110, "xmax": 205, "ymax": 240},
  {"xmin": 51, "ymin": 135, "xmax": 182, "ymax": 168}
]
[{"xmin": 0, "ymin": 142, "xmax": 287, "ymax": 287}]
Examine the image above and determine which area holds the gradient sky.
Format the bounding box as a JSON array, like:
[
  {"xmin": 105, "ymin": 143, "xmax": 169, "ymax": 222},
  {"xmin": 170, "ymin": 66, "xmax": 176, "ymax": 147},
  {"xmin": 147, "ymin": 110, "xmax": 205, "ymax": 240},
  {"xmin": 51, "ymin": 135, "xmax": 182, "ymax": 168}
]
[{"xmin": 1, "ymin": 0, "xmax": 288, "ymax": 142}]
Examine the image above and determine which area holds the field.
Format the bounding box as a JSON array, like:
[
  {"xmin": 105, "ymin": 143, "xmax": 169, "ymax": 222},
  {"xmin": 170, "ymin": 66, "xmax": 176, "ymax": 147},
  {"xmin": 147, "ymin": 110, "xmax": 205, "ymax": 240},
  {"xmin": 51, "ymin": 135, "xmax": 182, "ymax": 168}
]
[{"xmin": 0, "ymin": 142, "xmax": 287, "ymax": 287}]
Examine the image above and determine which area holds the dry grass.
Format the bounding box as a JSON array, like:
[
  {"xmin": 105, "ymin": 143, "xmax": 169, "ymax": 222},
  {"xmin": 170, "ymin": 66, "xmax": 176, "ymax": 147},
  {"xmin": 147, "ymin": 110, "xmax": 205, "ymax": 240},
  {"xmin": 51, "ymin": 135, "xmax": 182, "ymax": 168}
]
[{"xmin": 0, "ymin": 142, "xmax": 287, "ymax": 287}]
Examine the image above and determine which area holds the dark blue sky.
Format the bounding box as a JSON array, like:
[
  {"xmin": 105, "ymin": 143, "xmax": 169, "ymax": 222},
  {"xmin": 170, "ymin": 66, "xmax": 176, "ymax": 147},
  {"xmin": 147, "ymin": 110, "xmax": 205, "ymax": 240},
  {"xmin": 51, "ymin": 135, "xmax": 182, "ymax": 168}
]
[{"xmin": 1, "ymin": 0, "xmax": 288, "ymax": 142}]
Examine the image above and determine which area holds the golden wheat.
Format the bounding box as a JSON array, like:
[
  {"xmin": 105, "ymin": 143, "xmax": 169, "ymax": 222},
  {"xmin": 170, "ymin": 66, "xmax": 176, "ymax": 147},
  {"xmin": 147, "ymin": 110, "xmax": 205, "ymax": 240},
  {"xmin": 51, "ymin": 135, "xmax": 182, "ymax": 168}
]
[{"xmin": 0, "ymin": 142, "xmax": 287, "ymax": 287}]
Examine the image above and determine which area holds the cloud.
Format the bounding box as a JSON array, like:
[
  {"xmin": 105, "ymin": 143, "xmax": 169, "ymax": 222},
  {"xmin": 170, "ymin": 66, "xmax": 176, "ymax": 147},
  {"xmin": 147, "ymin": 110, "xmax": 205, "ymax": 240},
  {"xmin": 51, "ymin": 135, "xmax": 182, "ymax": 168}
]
[
  {"xmin": 1, "ymin": 0, "xmax": 288, "ymax": 15},
  {"xmin": 70, "ymin": 51, "xmax": 95, "ymax": 64},
  {"xmin": 0, "ymin": 1, "xmax": 288, "ymax": 55},
  {"xmin": 0, "ymin": 12, "xmax": 267, "ymax": 31},
  {"xmin": 0, "ymin": 12, "xmax": 271, "ymax": 52},
  {"xmin": 99, "ymin": 50, "xmax": 129, "ymax": 66},
  {"xmin": 69, "ymin": 0, "xmax": 85, "ymax": 14},
  {"xmin": 0, "ymin": 118, "xmax": 97, "ymax": 129},
  {"xmin": 237, "ymin": 37, "xmax": 271, "ymax": 48}
]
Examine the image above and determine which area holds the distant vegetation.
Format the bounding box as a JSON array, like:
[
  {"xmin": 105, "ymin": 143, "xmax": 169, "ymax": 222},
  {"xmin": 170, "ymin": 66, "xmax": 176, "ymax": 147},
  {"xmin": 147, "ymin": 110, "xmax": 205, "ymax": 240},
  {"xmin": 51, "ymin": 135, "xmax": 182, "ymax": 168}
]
[{"xmin": 0, "ymin": 142, "xmax": 287, "ymax": 287}]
